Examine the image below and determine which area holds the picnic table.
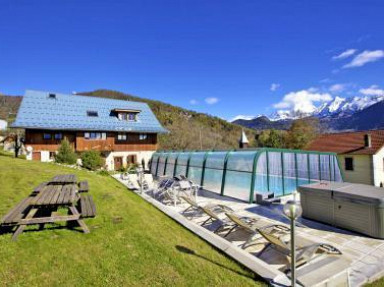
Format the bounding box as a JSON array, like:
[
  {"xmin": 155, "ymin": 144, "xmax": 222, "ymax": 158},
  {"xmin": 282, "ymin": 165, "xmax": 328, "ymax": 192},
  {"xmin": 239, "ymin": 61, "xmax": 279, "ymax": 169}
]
[{"xmin": 0, "ymin": 174, "xmax": 96, "ymax": 241}]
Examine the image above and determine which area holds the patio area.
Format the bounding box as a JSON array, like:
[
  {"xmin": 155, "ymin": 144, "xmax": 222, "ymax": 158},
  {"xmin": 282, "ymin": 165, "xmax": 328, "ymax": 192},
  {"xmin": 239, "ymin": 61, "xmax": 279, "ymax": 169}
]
[{"xmin": 114, "ymin": 174, "xmax": 384, "ymax": 287}]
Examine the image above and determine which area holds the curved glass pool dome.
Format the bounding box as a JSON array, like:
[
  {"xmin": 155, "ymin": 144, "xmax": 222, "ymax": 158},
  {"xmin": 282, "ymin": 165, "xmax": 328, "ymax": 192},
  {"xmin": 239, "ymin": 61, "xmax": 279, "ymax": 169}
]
[{"xmin": 150, "ymin": 148, "xmax": 343, "ymax": 203}]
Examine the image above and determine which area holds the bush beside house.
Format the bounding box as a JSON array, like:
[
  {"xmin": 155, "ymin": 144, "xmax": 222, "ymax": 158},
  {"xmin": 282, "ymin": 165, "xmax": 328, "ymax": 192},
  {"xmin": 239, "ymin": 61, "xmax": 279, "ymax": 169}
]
[
  {"xmin": 55, "ymin": 139, "xmax": 77, "ymax": 165},
  {"xmin": 81, "ymin": 150, "xmax": 104, "ymax": 171}
]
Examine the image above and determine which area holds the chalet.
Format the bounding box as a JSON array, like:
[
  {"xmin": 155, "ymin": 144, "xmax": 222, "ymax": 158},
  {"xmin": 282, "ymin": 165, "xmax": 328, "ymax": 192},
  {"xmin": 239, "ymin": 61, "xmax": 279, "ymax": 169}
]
[
  {"xmin": 12, "ymin": 90, "xmax": 167, "ymax": 170},
  {"xmin": 307, "ymin": 130, "xmax": 384, "ymax": 187}
]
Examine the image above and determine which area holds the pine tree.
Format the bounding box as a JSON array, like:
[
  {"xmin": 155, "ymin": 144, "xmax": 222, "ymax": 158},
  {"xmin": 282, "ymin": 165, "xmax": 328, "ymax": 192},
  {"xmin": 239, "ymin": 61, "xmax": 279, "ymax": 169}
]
[{"xmin": 55, "ymin": 138, "xmax": 77, "ymax": 165}]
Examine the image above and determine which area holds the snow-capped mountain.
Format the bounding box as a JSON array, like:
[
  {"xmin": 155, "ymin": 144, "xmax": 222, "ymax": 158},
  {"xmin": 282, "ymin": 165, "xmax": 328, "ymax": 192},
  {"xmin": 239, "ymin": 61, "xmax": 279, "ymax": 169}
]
[
  {"xmin": 231, "ymin": 94, "xmax": 384, "ymax": 123},
  {"xmin": 231, "ymin": 94, "xmax": 384, "ymax": 131},
  {"xmin": 314, "ymin": 95, "xmax": 384, "ymax": 118}
]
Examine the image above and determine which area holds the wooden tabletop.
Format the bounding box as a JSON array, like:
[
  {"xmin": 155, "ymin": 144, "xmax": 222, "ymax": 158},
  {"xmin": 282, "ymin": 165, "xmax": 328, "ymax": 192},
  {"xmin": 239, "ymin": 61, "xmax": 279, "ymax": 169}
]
[
  {"xmin": 31, "ymin": 184, "xmax": 77, "ymax": 206},
  {"xmin": 50, "ymin": 174, "xmax": 77, "ymax": 184}
]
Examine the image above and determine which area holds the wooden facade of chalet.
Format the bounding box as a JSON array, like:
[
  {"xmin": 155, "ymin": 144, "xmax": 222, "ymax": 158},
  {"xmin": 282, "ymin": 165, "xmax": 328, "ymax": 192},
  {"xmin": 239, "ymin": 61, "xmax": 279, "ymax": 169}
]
[{"xmin": 25, "ymin": 130, "xmax": 157, "ymax": 153}]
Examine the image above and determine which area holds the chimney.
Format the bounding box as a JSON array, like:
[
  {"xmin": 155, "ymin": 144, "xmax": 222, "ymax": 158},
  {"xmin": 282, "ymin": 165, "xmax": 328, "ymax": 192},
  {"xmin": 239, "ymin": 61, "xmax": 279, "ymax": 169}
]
[{"xmin": 364, "ymin": 133, "xmax": 372, "ymax": 148}]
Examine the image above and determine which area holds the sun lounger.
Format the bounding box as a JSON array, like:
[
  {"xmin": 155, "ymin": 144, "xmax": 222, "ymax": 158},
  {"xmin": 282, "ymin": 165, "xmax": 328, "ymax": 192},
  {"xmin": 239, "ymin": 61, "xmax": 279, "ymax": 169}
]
[
  {"xmin": 257, "ymin": 227, "xmax": 342, "ymax": 270},
  {"xmin": 199, "ymin": 204, "xmax": 235, "ymax": 232}
]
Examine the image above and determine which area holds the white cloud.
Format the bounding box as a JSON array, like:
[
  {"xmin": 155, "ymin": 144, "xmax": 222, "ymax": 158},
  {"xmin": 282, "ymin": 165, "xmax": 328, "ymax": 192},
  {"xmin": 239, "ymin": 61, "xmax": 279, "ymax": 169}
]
[
  {"xmin": 205, "ymin": 97, "xmax": 219, "ymax": 105},
  {"xmin": 329, "ymin": 84, "xmax": 346, "ymax": 93},
  {"xmin": 359, "ymin": 85, "xmax": 384, "ymax": 96},
  {"xmin": 332, "ymin": 49, "xmax": 357, "ymax": 60},
  {"xmin": 270, "ymin": 83, "xmax": 280, "ymax": 91},
  {"xmin": 273, "ymin": 89, "xmax": 332, "ymax": 114},
  {"xmin": 189, "ymin": 99, "xmax": 198, "ymax": 105},
  {"xmin": 343, "ymin": 50, "xmax": 384, "ymax": 68}
]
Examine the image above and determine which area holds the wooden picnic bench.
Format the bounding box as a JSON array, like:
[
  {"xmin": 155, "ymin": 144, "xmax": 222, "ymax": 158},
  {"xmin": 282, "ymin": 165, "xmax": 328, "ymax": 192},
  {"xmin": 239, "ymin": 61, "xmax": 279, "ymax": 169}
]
[
  {"xmin": 78, "ymin": 195, "xmax": 96, "ymax": 218},
  {"xmin": 78, "ymin": 181, "xmax": 89, "ymax": 193},
  {"xmin": 0, "ymin": 174, "xmax": 95, "ymax": 241}
]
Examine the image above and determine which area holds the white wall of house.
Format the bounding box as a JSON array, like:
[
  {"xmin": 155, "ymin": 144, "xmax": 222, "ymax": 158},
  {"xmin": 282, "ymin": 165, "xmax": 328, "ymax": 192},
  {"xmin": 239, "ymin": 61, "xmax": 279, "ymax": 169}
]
[
  {"xmin": 373, "ymin": 146, "xmax": 384, "ymax": 187},
  {"xmin": 105, "ymin": 151, "xmax": 155, "ymax": 171},
  {"xmin": 40, "ymin": 151, "xmax": 51, "ymax": 162},
  {"xmin": 338, "ymin": 154, "xmax": 374, "ymax": 185},
  {"xmin": 0, "ymin": 119, "xmax": 7, "ymax": 130}
]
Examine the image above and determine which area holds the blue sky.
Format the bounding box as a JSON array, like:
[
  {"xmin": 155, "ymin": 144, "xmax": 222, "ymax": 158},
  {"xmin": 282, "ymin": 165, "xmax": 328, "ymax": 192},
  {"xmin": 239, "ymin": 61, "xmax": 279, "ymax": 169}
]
[{"xmin": 1, "ymin": 1, "xmax": 384, "ymax": 120}]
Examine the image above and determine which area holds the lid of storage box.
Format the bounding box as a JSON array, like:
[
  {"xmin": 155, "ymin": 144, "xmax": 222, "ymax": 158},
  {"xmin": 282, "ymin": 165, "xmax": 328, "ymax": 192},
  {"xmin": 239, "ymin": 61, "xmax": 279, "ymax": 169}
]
[
  {"xmin": 332, "ymin": 183, "xmax": 384, "ymax": 206},
  {"xmin": 298, "ymin": 182, "xmax": 352, "ymax": 196}
]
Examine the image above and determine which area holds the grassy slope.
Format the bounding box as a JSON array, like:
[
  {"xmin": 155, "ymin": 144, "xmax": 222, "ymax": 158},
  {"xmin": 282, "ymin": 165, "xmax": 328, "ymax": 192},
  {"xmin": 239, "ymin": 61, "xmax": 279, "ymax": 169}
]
[{"xmin": 0, "ymin": 157, "xmax": 263, "ymax": 286}]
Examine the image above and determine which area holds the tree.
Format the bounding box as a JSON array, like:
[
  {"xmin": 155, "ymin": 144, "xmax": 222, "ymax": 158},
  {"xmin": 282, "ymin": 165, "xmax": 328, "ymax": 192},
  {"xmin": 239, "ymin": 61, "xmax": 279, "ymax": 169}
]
[
  {"xmin": 1, "ymin": 132, "xmax": 24, "ymax": 158},
  {"xmin": 257, "ymin": 129, "xmax": 285, "ymax": 148},
  {"xmin": 81, "ymin": 150, "xmax": 104, "ymax": 171},
  {"xmin": 55, "ymin": 138, "xmax": 77, "ymax": 165},
  {"xmin": 285, "ymin": 117, "xmax": 320, "ymax": 149}
]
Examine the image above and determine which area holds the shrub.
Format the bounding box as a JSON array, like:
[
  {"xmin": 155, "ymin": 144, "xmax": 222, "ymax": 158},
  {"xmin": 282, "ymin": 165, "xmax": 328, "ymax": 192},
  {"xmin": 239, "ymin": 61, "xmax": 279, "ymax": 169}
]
[
  {"xmin": 81, "ymin": 150, "xmax": 104, "ymax": 171},
  {"xmin": 55, "ymin": 139, "xmax": 77, "ymax": 165}
]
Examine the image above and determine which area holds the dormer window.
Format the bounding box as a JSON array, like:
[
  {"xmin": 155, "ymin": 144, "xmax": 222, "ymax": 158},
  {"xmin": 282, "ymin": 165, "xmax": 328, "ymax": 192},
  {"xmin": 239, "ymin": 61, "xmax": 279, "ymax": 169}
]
[
  {"xmin": 113, "ymin": 108, "xmax": 140, "ymax": 121},
  {"xmin": 87, "ymin": 111, "xmax": 98, "ymax": 117}
]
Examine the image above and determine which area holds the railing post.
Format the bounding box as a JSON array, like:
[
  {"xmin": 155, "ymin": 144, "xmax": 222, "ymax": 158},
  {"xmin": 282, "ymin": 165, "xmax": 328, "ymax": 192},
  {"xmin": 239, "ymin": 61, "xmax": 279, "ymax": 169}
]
[
  {"xmin": 266, "ymin": 150, "xmax": 270, "ymax": 191},
  {"xmin": 163, "ymin": 152, "xmax": 169, "ymax": 176},
  {"xmin": 307, "ymin": 153, "xmax": 311, "ymax": 183},
  {"xmin": 173, "ymin": 152, "xmax": 181, "ymax": 177},
  {"xmin": 294, "ymin": 152, "xmax": 299, "ymax": 188},
  {"xmin": 318, "ymin": 154, "xmax": 321, "ymax": 181},
  {"xmin": 186, "ymin": 151, "xmax": 193, "ymax": 178},
  {"xmin": 155, "ymin": 152, "xmax": 161, "ymax": 176},
  {"xmin": 220, "ymin": 150, "xmax": 232, "ymax": 196},
  {"xmin": 328, "ymin": 154, "xmax": 332, "ymax": 181},
  {"xmin": 249, "ymin": 151, "xmax": 261, "ymax": 203},
  {"xmin": 200, "ymin": 151, "xmax": 211, "ymax": 187},
  {"xmin": 281, "ymin": 152, "xmax": 285, "ymax": 196}
]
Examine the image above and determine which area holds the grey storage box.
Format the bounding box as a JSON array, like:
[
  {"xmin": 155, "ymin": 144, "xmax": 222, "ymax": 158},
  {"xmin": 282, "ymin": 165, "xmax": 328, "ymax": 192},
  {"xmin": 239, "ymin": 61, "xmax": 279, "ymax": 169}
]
[{"xmin": 298, "ymin": 182, "xmax": 384, "ymax": 239}]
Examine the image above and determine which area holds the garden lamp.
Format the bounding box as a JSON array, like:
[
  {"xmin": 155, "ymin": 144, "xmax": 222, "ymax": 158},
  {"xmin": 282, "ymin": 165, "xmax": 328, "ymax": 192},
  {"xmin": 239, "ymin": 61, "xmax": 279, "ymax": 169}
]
[{"xmin": 283, "ymin": 194, "xmax": 302, "ymax": 287}]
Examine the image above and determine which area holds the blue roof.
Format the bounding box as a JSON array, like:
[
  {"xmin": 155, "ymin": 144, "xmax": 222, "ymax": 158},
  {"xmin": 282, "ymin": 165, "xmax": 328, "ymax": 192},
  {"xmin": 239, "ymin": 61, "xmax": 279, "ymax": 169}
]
[{"xmin": 12, "ymin": 90, "xmax": 168, "ymax": 133}]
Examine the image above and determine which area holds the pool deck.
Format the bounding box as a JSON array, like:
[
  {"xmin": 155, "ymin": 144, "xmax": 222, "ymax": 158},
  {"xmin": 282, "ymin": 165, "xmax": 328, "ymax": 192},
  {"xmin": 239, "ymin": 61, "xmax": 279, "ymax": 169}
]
[{"xmin": 113, "ymin": 175, "xmax": 384, "ymax": 286}]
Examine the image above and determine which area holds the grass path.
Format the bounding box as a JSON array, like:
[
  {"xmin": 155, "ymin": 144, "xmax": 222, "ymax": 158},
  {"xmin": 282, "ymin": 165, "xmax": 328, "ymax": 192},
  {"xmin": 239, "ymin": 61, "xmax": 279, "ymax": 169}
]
[{"xmin": 0, "ymin": 157, "xmax": 264, "ymax": 286}]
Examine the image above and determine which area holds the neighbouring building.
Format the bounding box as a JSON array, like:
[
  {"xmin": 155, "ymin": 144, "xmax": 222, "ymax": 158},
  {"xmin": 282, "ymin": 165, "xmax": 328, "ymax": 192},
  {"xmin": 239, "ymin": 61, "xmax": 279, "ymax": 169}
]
[
  {"xmin": 0, "ymin": 119, "xmax": 7, "ymax": 130},
  {"xmin": 12, "ymin": 90, "xmax": 167, "ymax": 170},
  {"xmin": 239, "ymin": 129, "xmax": 249, "ymax": 149},
  {"xmin": 307, "ymin": 130, "xmax": 384, "ymax": 187}
]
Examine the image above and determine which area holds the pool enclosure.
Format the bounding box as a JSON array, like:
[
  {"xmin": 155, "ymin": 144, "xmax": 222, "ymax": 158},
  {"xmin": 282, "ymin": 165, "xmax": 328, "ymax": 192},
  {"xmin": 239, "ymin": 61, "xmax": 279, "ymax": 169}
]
[{"xmin": 150, "ymin": 148, "xmax": 343, "ymax": 203}]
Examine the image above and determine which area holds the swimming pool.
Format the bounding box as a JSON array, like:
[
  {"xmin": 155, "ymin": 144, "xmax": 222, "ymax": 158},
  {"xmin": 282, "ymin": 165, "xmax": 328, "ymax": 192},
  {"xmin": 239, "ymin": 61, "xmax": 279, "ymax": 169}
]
[{"xmin": 151, "ymin": 149, "xmax": 342, "ymax": 203}]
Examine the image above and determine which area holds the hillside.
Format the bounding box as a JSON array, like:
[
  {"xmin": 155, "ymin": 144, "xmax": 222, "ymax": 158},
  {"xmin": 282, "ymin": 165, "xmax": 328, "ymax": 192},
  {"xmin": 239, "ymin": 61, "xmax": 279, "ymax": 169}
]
[
  {"xmin": 0, "ymin": 94, "xmax": 22, "ymax": 122},
  {"xmin": 0, "ymin": 90, "xmax": 257, "ymax": 150}
]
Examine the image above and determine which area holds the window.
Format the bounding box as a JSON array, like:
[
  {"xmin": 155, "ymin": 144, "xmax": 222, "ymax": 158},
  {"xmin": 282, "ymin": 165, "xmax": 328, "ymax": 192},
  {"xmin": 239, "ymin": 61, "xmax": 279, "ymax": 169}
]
[
  {"xmin": 43, "ymin": 133, "xmax": 51, "ymax": 140},
  {"xmin": 128, "ymin": 113, "xmax": 136, "ymax": 121},
  {"xmin": 54, "ymin": 133, "xmax": 63, "ymax": 140},
  {"xmin": 139, "ymin": 134, "xmax": 147, "ymax": 141},
  {"xmin": 48, "ymin": 93, "xmax": 56, "ymax": 99},
  {"xmin": 345, "ymin": 157, "xmax": 354, "ymax": 171},
  {"xmin": 84, "ymin": 132, "xmax": 106, "ymax": 140},
  {"xmin": 87, "ymin": 111, "xmax": 98, "ymax": 117},
  {"xmin": 117, "ymin": 133, "xmax": 127, "ymax": 141},
  {"xmin": 118, "ymin": 112, "xmax": 137, "ymax": 121}
]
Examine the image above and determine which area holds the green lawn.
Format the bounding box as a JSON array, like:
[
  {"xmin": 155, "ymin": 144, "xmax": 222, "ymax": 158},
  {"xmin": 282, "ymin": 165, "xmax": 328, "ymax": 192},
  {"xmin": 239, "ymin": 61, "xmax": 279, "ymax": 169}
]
[{"xmin": 0, "ymin": 156, "xmax": 264, "ymax": 286}]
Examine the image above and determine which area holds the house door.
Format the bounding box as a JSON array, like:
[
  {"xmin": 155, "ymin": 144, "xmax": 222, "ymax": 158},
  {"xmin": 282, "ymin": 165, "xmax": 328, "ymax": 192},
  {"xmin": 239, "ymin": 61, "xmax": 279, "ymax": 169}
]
[
  {"xmin": 114, "ymin": 157, "xmax": 123, "ymax": 171},
  {"xmin": 127, "ymin": 155, "xmax": 137, "ymax": 166}
]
